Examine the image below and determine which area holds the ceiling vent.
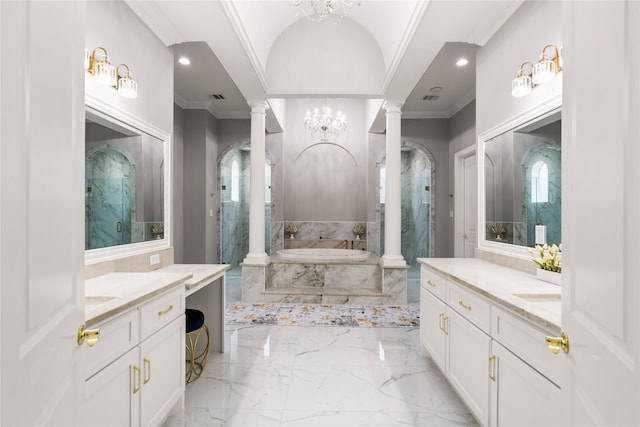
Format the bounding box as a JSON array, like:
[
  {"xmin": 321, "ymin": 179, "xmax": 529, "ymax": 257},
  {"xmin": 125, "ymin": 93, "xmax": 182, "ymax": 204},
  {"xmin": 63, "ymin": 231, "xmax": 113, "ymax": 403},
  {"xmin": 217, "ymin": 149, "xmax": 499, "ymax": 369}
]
[
  {"xmin": 209, "ymin": 94, "xmax": 225, "ymax": 100},
  {"xmin": 422, "ymin": 94, "xmax": 440, "ymax": 101}
]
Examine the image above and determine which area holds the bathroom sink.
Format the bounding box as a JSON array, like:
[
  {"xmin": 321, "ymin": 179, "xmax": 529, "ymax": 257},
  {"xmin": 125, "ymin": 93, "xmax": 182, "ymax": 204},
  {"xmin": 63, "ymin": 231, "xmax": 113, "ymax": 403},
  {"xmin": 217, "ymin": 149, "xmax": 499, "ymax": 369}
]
[{"xmin": 513, "ymin": 293, "xmax": 561, "ymax": 312}]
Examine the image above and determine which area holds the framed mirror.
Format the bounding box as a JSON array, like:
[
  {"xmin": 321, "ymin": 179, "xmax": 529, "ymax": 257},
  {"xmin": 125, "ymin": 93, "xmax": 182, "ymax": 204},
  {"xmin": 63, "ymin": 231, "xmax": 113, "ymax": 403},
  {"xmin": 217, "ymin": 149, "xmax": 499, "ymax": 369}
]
[
  {"xmin": 85, "ymin": 95, "xmax": 171, "ymax": 264},
  {"xmin": 478, "ymin": 96, "xmax": 561, "ymax": 259}
]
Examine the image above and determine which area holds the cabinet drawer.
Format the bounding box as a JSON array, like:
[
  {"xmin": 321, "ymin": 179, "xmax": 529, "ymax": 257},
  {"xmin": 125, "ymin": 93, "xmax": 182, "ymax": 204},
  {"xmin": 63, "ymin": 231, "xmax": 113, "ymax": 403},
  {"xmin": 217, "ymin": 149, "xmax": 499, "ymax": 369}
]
[
  {"xmin": 140, "ymin": 287, "xmax": 185, "ymax": 341},
  {"xmin": 491, "ymin": 306, "xmax": 564, "ymax": 387},
  {"xmin": 447, "ymin": 282, "xmax": 491, "ymax": 333},
  {"xmin": 420, "ymin": 266, "xmax": 447, "ymax": 301},
  {"xmin": 82, "ymin": 309, "xmax": 139, "ymax": 379}
]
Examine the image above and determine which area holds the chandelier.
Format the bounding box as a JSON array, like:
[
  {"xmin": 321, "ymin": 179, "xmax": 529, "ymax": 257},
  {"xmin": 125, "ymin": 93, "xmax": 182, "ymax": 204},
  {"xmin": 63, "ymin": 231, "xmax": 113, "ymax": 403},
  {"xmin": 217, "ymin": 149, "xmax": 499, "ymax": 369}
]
[
  {"xmin": 304, "ymin": 106, "xmax": 347, "ymax": 142},
  {"xmin": 290, "ymin": 0, "xmax": 360, "ymax": 23}
]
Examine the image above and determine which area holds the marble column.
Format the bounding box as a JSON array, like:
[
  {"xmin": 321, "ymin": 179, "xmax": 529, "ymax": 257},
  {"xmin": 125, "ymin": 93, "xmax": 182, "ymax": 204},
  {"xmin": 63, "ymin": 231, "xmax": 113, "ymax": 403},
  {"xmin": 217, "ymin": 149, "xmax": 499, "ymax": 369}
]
[
  {"xmin": 243, "ymin": 100, "xmax": 269, "ymax": 265},
  {"xmin": 382, "ymin": 101, "xmax": 406, "ymax": 267}
]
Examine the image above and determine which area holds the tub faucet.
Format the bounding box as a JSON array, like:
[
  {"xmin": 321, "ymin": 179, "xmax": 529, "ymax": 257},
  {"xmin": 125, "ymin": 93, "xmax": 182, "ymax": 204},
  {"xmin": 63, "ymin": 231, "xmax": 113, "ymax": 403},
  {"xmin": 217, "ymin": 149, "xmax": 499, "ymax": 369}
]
[{"xmin": 343, "ymin": 240, "xmax": 348, "ymax": 248}]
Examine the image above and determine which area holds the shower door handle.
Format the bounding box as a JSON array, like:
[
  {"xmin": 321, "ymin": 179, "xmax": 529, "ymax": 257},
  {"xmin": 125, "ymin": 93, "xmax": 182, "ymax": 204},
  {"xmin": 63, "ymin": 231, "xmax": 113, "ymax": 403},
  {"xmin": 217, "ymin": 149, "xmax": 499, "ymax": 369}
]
[{"xmin": 116, "ymin": 222, "xmax": 122, "ymax": 232}]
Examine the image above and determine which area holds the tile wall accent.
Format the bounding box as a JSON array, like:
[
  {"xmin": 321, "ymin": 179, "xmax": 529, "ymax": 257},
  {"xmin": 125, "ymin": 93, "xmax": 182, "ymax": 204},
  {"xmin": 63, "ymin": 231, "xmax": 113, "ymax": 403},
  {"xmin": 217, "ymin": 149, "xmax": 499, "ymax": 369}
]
[
  {"xmin": 84, "ymin": 247, "xmax": 174, "ymax": 279},
  {"xmin": 475, "ymin": 248, "xmax": 537, "ymax": 275}
]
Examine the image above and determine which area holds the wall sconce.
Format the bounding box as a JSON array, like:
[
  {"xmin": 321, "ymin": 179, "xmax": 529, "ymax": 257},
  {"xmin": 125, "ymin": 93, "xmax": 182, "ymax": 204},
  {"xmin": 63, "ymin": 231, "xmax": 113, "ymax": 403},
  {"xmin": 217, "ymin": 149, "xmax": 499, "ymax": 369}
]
[
  {"xmin": 85, "ymin": 47, "xmax": 137, "ymax": 99},
  {"xmin": 512, "ymin": 61, "xmax": 534, "ymax": 97},
  {"xmin": 532, "ymin": 44, "xmax": 563, "ymax": 85},
  {"xmin": 512, "ymin": 44, "xmax": 562, "ymax": 97},
  {"xmin": 115, "ymin": 64, "xmax": 138, "ymax": 99}
]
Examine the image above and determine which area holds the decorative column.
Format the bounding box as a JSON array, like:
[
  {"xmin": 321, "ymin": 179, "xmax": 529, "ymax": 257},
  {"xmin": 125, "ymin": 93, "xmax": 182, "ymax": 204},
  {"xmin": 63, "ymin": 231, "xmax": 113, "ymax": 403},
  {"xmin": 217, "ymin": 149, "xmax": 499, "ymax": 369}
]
[
  {"xmin": 382, "ymin": 101, "xmax": 406, "ymax": 268},
  {"xmin": 243, "ymin": 100, "xmax": 269, "ymax": 265}
]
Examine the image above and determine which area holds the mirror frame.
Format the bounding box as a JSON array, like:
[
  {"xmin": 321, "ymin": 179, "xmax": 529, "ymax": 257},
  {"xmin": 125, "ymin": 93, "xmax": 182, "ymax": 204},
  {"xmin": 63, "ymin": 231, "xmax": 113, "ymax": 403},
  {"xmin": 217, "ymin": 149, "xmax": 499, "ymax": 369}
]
[
  {"xmin": 85, "ymin": 94, "xmax": 171, "ymax": 264},
  {"xmin": 477, "ymin": 95, "xmax": 561, "ymax": 260}
]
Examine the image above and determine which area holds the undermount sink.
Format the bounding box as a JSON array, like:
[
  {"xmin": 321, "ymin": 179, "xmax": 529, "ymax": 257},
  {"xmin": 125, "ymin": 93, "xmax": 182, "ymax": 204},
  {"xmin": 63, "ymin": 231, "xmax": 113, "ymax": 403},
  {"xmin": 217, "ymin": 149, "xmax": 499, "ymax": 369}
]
[{"xmin": 513, "ymin": 293, "xmax": 561, "ymax": 312}]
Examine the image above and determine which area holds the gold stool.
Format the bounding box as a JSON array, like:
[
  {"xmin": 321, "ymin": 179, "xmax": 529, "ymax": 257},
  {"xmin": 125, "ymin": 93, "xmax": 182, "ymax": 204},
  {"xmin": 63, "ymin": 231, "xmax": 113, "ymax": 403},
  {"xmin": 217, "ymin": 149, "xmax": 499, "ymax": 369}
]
[{"xmin": 185, "ymin": 309, "xmax": 210, "ymax": 384}]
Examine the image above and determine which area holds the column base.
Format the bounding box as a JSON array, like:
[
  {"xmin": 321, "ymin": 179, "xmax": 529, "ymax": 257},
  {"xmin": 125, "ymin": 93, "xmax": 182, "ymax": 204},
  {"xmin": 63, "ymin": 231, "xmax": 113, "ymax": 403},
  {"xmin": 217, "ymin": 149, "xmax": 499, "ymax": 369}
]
[
  {"xmin": 242, "ymin": 253, "xmax": 270, "ymax": 266},
  {"xmin": 381, "ymin": 254, "xmax": 406, "ymax": 268}
]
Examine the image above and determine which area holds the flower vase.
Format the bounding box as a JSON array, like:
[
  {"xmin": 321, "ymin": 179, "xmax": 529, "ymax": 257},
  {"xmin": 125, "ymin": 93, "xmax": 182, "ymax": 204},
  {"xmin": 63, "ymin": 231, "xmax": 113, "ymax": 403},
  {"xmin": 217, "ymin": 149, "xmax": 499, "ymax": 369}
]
[{"xmin": 536, "ymin": 269, "xmax": 562, "ymax": 286}]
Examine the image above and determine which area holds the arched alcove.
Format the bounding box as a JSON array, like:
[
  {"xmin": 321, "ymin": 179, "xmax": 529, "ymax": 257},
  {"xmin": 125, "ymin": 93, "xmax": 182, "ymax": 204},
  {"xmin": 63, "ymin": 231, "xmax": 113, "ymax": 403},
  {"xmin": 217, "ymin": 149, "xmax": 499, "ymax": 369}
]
[
  {"xmin": 266, "ymin": 18, "xmax": 385, "ymax": 95},
  {"xmin": 292, "ymin": 142, "xmax": 358, "ymax": 220}
]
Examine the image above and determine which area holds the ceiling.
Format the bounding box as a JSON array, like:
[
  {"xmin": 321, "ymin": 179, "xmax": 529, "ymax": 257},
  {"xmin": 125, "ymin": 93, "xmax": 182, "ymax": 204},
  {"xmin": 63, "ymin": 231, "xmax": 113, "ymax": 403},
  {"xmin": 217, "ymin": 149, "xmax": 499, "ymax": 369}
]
[{"xmin": 126, "ymin": 0, "xmax": 523, "ymax": 129}]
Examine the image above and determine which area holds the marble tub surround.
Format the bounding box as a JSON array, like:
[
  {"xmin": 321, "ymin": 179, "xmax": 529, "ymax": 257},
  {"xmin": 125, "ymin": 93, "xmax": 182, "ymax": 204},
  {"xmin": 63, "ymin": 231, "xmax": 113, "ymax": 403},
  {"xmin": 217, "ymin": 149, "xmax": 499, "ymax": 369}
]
[
  {"xmin": 283, "ymin": 221, "xmax": 367, "ymax": 241},
  {"xmin": 84, "ymin": 271, "xmax": 191, "ymax": 326},
  {"xmin": 284, "ymin": 239, "xmax": 367, "ymax": 251},
  {"xmin": 418, "ymin": 258, "xmax": 561, "ymax": 332}
]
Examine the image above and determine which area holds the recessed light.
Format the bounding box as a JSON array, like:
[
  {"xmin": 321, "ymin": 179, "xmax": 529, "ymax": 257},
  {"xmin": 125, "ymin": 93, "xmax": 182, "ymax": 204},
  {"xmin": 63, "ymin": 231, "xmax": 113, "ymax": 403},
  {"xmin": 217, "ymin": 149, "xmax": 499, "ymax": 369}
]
[
  {"xmin": 456, "ymin": 58, "xmax": 469, "ymax": 67},
  {"xmin": 178, "ymin": 57, "xmax": 191, "ymax": 65},
  {"xmin": 429, "ymin": 86, "xmax": 443, "ymax": 94}
]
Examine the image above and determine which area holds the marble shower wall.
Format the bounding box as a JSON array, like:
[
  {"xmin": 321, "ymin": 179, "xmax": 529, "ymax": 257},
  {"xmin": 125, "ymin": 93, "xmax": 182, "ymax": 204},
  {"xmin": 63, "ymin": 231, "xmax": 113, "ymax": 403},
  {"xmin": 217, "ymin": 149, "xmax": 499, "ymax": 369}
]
[
  {"xmin": 523, "ymin": 143, "xmax": 561, "ymax": 246},
  {"xmin": 221, "ymin": 149, "xmax": 250, "ymax": 268},
  {"xmin": 85, "ymin": 148, "xmax": 134, "ymax": 250}
]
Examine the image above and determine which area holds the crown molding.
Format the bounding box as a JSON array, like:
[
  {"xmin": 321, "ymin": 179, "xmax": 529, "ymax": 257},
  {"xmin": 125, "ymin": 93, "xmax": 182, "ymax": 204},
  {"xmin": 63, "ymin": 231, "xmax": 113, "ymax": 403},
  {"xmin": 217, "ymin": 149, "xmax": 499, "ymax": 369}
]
[{"xmin": 124, "ymin": 1, "xmax": 184, "ymax": 46}]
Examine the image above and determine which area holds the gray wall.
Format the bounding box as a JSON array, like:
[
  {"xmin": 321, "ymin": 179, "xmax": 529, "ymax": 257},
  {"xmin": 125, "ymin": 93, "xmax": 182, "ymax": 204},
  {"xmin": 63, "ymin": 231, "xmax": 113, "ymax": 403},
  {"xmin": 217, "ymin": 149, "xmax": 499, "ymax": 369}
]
[
  {"xmin": 182, "ymin": 109, "xmax": 218, "ymax": 263},
  {"xmin": 173, "ymin": 105, "xmax": 184, "ymax": 262}
]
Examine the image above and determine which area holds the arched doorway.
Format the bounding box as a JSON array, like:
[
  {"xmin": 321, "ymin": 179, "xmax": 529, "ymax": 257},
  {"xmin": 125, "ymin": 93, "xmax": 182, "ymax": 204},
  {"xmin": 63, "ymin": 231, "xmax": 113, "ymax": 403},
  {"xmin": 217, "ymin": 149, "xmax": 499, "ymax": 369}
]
[{"xmin": 377, "ymin": 142, "xmax": 435, "ymax": 278}]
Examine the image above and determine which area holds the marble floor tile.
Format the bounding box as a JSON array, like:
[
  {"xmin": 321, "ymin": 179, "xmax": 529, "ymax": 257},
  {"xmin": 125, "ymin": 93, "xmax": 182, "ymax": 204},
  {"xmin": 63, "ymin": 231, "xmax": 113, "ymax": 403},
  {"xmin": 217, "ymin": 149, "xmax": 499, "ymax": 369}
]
[{"xmin": 164, "ymin": 323, "xmax": 478, "ymax": 426}]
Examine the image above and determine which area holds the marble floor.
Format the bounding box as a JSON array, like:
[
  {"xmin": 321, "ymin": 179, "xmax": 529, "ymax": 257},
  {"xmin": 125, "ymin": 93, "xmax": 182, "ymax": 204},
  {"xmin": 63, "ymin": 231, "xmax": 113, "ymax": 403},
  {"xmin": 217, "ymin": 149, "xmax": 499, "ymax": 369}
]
[{"xmin": 162, "ymin": 269, "xmax": 478, "ymax": 426}]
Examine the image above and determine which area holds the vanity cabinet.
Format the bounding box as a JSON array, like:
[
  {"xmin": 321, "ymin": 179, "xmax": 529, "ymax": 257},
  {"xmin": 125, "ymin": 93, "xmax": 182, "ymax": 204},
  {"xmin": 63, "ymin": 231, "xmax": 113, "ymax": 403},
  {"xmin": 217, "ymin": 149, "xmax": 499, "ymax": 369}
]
[
  {"xmin": 419, "ymin": 265, "xmax": 562, "ymax": 427},
  {"xmin": 420, "ymin": 270, "xmax": 491, "ymax": 426},
  {"xmin": 82, "ymin": 287, "xmax": 185, "ymax": 427}
]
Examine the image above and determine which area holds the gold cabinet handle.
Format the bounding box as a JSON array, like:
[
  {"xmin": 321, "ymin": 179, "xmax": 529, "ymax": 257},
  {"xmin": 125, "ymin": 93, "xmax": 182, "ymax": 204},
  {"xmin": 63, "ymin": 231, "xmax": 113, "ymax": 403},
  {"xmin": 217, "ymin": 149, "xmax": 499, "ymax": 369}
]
[
  {"xmin": 158, "ymin": 305, "xmax": 174, "ymax": 316},
  {"xmin": 546, "ymin": 332, "xmax": 570, "ymax": 354},
  {"xmin": 133, "ymin": 365, "xmax": 141, "ymax": 394},
  {"xmin": 443, "ymin": 315, "xmax": 449, "ymax": 335},
  {"xmin": 438, "ymin": 313, "xmax": 445, "ymax": 332},
  {"xmin": 77, "ymin": 324, "xmax": 100, "ymax": 347},
  {"xmin": 489, "ymin": 354, "xmax": 496, "ymax": 381},
  {"xmin": 458, "ymin": 300, "xmax": 472, "ymax": 311},
  {"xmin": 428, "ymin": 280, "xmax": 437, "ymax": 288},
  {"xmin": 143, "ymin": 357, "xmax": 151, "ymax": 384},
  {"xmin": 463, "ymin": 233, "xmax": 468, "ymax": 239}
]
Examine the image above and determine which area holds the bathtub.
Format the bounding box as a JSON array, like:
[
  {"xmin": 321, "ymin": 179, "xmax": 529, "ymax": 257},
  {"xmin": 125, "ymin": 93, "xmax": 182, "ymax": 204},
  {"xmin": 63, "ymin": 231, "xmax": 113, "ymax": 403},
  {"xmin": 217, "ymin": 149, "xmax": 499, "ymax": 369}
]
[{"xmin": 276, "ymin": 248, "xmax": 371, "ymax": 261}]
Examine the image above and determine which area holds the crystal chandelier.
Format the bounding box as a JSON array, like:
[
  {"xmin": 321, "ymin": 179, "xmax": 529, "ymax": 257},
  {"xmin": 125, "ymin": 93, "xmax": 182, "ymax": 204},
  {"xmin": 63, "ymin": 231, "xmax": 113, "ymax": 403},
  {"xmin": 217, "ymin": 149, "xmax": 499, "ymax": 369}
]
[
  {"xmin": 290, "ymin": 0, "xmax": 360, "ymax": 23},
  {"xmin": 304, "ymin": 106, "xmax": 347, "ymax": 142}
]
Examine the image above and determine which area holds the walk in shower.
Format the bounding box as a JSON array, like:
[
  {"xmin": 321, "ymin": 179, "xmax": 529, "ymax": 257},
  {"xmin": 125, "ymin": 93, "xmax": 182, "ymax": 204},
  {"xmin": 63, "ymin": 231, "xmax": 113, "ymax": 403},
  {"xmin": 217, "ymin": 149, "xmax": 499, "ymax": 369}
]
[{"xmin": 379, "ymin": 143, "xmax": 435, "ymax": 277}]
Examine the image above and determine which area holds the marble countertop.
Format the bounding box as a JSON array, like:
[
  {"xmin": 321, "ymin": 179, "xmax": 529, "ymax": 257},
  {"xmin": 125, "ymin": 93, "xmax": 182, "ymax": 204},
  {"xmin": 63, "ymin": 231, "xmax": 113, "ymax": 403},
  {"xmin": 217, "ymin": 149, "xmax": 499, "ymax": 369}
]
[
  {"xmin": 417, "ymin": 258, "xmax": 561, "ymax": 334},
  {"xmin": 156, "ymin": 264, "xmax": 230, "ymax": 295},
  {"xmin": 85, "ymin": 271, "xmax": 192, "ymax": 326}
]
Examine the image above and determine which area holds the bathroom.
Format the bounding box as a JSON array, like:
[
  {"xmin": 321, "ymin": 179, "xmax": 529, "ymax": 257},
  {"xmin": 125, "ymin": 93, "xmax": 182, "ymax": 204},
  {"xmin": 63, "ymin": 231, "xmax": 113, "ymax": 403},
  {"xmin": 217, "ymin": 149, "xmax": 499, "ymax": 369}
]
[{"xmin": 2, "ymin": 0, "xmax": 639, "ymax": 426}]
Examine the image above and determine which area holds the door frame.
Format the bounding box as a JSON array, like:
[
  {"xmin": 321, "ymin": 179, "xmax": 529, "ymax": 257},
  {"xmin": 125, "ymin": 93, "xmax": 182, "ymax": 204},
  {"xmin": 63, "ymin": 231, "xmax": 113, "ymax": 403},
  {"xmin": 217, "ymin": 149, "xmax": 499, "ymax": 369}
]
[{"xmin": 454, "ymin": 145, "xmax": 477, "ymax": 258}]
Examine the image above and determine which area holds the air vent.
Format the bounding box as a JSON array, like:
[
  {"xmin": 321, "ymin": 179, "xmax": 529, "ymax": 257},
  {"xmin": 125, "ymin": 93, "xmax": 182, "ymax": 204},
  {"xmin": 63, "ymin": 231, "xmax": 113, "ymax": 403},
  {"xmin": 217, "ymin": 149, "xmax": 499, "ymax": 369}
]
[
  {"xmin": 422, "ymin": 95, "xmax": 440, "ymax": 101},
  {"xmin": 209, "ymin": 94, "xmax": 225, "ymax": 100}
]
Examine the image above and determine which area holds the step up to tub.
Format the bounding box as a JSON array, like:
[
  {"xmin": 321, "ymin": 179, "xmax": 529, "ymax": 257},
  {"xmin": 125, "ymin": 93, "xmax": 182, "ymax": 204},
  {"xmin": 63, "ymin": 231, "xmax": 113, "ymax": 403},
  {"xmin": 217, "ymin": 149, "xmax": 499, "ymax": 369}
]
[{"xmin": 261, "ymin": 286, "xmax": 391, "ymax": 305}]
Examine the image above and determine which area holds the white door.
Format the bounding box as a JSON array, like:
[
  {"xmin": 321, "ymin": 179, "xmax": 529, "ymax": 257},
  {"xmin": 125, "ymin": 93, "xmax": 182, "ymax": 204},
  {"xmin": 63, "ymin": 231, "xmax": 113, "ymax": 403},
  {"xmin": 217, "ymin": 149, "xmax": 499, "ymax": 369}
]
[
  {"xmin": 562, "ymin": 1, "xmax": 639, "ymax": 425},
  {"xmin": 1, "ymin": 2, "xmax": 85, "ymax": 425},
  {"xmin": 454, "ymin": 146, "xmax": 477, "ymax": 257}
]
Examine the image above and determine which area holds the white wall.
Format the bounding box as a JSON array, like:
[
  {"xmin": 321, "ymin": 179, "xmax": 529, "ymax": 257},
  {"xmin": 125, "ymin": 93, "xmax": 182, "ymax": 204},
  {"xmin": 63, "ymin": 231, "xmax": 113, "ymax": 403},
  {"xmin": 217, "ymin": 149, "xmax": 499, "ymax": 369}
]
[
  {"xmin": 283, "ymin": 98, "xmax": 368, "ymax": 221},
  {"xmin": 476, "ymin": 1, "xmax": 562, "ymax": 136}
]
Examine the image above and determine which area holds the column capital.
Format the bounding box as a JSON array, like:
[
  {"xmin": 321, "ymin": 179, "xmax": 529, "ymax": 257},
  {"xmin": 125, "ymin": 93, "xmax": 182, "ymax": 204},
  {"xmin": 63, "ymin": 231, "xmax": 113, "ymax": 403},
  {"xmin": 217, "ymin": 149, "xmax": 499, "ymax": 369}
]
[
  {"xmin": 383, "ymin": 100, "xmax": 404, "ymax": 113},
  {"xmin": 247, "ymin": 100, "xmax": 269, "ymax": 113}
]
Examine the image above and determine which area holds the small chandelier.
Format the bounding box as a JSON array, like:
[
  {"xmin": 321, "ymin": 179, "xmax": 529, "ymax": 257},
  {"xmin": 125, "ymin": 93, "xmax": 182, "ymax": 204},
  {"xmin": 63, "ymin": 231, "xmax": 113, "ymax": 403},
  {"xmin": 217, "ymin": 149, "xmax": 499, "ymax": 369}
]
[
  {"xmin": 304, "ymin": 106, "xmax": 347, "ymax": 142},
  {"xmin": 290, "ymin": 0, "xmax": 360, "ymax": 23}
]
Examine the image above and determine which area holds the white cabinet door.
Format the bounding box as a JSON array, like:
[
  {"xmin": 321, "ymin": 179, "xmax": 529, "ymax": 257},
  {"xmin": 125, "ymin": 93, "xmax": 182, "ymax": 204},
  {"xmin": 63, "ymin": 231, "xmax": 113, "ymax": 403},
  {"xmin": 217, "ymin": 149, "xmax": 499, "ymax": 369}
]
[
  {"xmin": 447, "ymin": 309, "xmax": 491, "ymax": 427},
  {"xmin": 84, "ymin": 348, "xmax": 140, "ymax": 427},
  {"xmin": 139, "ymin": 317, "xmax": 185, "ymax": 427},
  {"xmin": 490, "ymin": 341, "xmax": 561, "ymax": 427},
  {"xmin": 420, "ymin": 287, "xmax": 447, "ymax": 371}
]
